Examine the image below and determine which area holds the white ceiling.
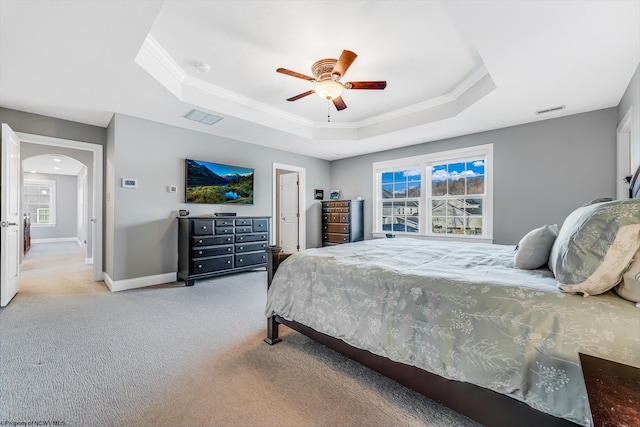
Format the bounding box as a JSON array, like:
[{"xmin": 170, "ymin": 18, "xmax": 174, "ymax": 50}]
[
  {"xmin": 1, "ymin": 0, "xmax": 638, "ymax": 161},
  {"xmin": 23, "ymin": 154, "xmax": 85, "ymax": 176}
]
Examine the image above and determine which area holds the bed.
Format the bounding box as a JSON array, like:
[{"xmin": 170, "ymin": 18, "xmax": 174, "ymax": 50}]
[{"xmin": 264, "ymin": 171, "xmax": 640, "ymax": 427}]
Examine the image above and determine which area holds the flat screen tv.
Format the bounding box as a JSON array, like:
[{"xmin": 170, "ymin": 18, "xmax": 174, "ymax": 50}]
[{"xmin": 185, "ymin": 159, "xmax": 254, "ymax": 204}]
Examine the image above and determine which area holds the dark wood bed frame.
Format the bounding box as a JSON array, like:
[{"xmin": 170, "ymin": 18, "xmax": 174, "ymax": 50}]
[
  {"xmin": 263, "ymin": 164, "xmax": 640, "ymax": 426},
  {"xmin": 264, "ymin": 246, "xmax": 578, "ymax": 427}
]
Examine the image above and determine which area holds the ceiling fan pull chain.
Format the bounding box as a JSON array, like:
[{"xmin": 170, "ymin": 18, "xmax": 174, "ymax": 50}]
[{"xmin": 327, "ymin": 99, "xmax": 331, "ymax": 122}]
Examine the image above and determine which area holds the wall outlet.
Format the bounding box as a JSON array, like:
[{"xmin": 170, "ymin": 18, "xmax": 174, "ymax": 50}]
[{"xmin": 168, "ymin": 185, "xmax": 177, "ymax": 193}]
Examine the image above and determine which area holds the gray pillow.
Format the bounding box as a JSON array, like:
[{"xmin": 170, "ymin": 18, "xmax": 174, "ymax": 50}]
[
  {"xmin": 514, "ymin": 224, "xmax": 558, "ymax": 269},
  {"xmin": 548, "ymin": 200, "xmax": 640, "ymax": 296}
]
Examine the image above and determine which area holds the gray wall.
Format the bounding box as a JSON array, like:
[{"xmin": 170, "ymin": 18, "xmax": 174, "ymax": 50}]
[
  {"xmin": 618, "ymin": 63, "xmax": 640, "ymax": 167},
  {"xmin": 330, "ymin": 108, "xmax": 618, "ymax": 245},
  {"xmin": 106, "ymin": 113, "xmax": 330, "ymax": 281},
  {"xmin": 24, "ymin": 172, "xmax": 77, "ymax": 240},
  {"xmin": 1, "ymin": 108, "xmax": 106, "ymax": 259},
  {"xmin": 0, "ymin": 108, "xmax": 106, "ymax": 145}
]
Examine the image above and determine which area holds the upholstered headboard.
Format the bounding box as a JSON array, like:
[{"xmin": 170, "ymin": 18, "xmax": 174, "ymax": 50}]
[{"xmin": 629, "ymin": 165, "xmax": 640, "ymax": 199}]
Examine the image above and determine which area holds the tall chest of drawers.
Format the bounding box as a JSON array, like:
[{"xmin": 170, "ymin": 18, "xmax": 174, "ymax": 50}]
[
  {"xmin": 321, "ymin": 200, "xmax": 364, "ymax": 246},
  {"xmin": 178, "ymin": 216, "xmax": 270, "ymax": 286}
]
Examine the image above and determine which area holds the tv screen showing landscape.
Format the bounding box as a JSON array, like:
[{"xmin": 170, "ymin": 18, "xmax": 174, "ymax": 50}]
[{"xmin": 185, "ymin": 159, "xmax": 254, "ymax": 204}]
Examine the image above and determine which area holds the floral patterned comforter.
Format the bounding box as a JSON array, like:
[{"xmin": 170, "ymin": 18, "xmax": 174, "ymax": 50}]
[{"xmin": 265, "ymin": 238, "xmax": 640, "ymax": 426}]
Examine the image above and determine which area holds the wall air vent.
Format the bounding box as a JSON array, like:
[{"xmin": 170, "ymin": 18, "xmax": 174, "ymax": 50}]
[
  {"xmin": 184, "ymin": 109, "xmax": 223, "ymax": 125},
  {"xmin": 536, "ymin": 105, "xmax": 566, "ymax": 115}
]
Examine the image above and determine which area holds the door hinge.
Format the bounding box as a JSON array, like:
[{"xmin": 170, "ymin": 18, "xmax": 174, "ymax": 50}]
[
  {"xmin": 296, "ymin": 212, "xmax": 300, "ymax": 217},
  {"xmin": 297, "ymin": 245, "xmax": 300, "ymax": 250}
]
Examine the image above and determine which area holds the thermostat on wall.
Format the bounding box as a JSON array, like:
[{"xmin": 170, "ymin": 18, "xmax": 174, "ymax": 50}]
[{"xmin": 121, "ymin": 178, "xmax": 138, "ymax": 188}]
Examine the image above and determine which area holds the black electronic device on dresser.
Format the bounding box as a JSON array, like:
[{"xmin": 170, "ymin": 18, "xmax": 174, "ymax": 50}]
[
  {"xmin": 178, "ymin": 216, "xmax": 270, "ymax": 286},
  {"xmin": 321, "ymin": 200, "xmax": 364, "ymax": 246}
]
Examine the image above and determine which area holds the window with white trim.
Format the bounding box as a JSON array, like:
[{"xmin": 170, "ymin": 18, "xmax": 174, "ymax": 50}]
[
  {"xmin": 23, "ymin": 179, "xmax": 56, "ymax": 226},
  {"xmin": 373, "ymin": 144, "xmax": 493, "ymax": 241}
]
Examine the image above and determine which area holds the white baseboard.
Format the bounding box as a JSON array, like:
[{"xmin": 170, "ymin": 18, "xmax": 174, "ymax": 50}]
[
  {"xmin": 32, "ymin": 237, "xmax": 83, "ymax": 246},
  {"xmin": 103, "ymin": 272, "xmax": 178, "ymax": 292}
]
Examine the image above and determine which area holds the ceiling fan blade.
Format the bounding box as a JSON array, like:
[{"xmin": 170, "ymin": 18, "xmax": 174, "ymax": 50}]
[
  {"xmin": 346, "ymin": 81, "xmax": 387, "ymax": 90},
  {"xmin": 276, "ymin": 68, "xmax": 316, "ymax": 82},
  {"xmin": 332, "ymin": 96, "xmax": 347, "ymax": 111},
  {"xmin": 332, "ymin": 50, "xmax": 357, "ymax": 77},
  {"xmin": 287, "ymin": 90, "xmax": 315, "ymax": 101}
]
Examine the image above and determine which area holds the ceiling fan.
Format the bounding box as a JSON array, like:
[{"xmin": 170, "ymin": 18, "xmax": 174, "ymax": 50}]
[{"xmin": 276, "ymin": 50, "xmax": 387, "ymax": 112}]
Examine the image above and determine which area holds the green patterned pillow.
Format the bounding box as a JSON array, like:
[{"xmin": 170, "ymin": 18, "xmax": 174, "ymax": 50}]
[{"xmin": 548, "ymin": 200, "xmax": 640, "ymax": 296}]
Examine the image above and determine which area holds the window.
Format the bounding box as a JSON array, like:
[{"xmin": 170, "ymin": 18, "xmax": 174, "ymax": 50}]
[
  {"xmin": 373, "ymin": 144, "xmax": 493, "ymax": 242},
  {"xmin": 24, "ymin": 179, "xmax": 56, "ymax": 226}
]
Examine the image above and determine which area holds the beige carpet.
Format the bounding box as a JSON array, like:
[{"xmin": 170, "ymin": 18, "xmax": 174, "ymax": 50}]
[{"xmin": 0, "ymin": 242, "xmax": 480, "ymax": 427}]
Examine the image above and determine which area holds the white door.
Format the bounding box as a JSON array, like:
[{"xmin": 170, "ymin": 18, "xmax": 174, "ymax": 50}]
[
  {"xmin": 279, "ymin": 172, "xmax": 299, "ymax": 253},
  {"xmin": 1, "ymin": 123, "xmax": 21, "ymax": 307}
]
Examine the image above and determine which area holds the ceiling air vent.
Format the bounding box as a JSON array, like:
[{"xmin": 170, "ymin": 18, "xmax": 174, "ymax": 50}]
[
  {"xmin": 536, "ymin": 105, "xmax": 566, "ymax": 115},
  {"xmin": 184, "ymin": 109, "xmax": 222, "ymax": 125}
]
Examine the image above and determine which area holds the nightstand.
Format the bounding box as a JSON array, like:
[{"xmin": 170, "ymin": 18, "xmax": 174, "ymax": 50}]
[{"xmin": 579, "ymin": 353, "xmax": 640, "ymax": 427}]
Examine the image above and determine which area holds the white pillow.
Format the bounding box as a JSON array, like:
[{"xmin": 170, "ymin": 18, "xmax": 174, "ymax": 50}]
[
  {"xmin": 549, "ymin": 200, "xmax": 640, "ymax": 296},
  {"xmin": 615, "ymin": 252, "xmax": 640, "ymax": 306},
  {"xmin": 514, "ymin": 224, "xmax": 558, "ymax": 269}
]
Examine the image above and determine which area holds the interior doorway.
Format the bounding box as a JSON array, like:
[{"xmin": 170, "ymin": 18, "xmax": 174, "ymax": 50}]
[
  {"xmin": 17, "ymin": 132, "xmax": 103, "ymax": 282},
  {"xmin": 272, "ymin": 163, "xmax": 306, "ymax": 252}
]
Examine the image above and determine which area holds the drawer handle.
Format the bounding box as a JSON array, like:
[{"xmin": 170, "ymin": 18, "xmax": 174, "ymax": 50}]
[
  {"xmin": 227, "ymin": 248, "xmax": 231, "ymax": 251},
  {"xmin": 198, "ymin": 240, "xmax": 202, "ymax": 244},
  {"xmin": 262, "ymin": 255, "xmax": 266, "ymax": 259},
  {"xmin": 202, "ymin": 226, "xmax": 207, "ymax": 230},
  {"xmin": 198, "ymin": 251, "xmax": 203, "ymax": 255},
  {"xmin": 227, "ymin": 260, "xmax": 231, "ymax": 264},
  {"xmin": 198, "ymin": 264, "xmax": 202, "ymax": 268},
  {"xmin": 239, "ymin": 246, "xmax": 243, "ymax": 250},
  {"xmin": 239, "ymin": 259, "xmax": 243, "ymax": 262},
  {"xmin": 239, "ymin": 237, "xmax": 244, "ymax": 240}
]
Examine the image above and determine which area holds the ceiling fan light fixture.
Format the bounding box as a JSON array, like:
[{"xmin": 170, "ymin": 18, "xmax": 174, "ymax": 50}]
[{"xmin": 314, "ymin": 79, "xmax": 344, "ymax": 100}]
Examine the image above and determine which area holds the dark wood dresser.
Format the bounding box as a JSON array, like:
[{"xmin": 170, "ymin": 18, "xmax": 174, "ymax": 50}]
[
  {"xmin": 321, "ymin": 200, "xmax": 364, "ymax": 246},
  {"xmin": 178, "ymin": 216, "xmax": 270, "ymax": 286}
]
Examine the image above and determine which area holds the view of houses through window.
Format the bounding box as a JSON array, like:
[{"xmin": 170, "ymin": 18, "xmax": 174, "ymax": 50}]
[
  {"xmin": 374, "ymin": 144, "xmax": 492, "ymax": 239},
  {"xmin": 23, "ymin": 179, "xmax": 56, "ymax": 225}
]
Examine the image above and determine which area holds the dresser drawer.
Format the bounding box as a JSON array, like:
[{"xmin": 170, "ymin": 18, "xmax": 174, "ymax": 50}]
[
  {"xmin": 323, "ymin": 223, "xmax": 350, "ymax": 234},
  {"xmin": 215, "ymin": 226, "xmax": 234, "ymax": 235},
  {"xmin": 190, "ymin": 255, "xmax": 233, "ymax": 274},
  {"xmin": 192, "ymin": 235, "xmax": 233, "ymax": 247},
  {"xmin": 253, "ymin": 219, "xmax": 268, "ymax": 232},
  {"xmin": 335, "ymin": 201, "xmax": 349, "ymax": 207},
  {"xmin": 192, "ymin": 245, "xmax": 233, "ymax": 258},
  {"xmin": 235, "ymin": 232, "xmax": 268, "ymax": 243},
  {"xmin": 235, "ymin": 251, "xmax": 267, "ymax": 267},
  {"xmin": 235, "ymin": 226, "xmax": 252, "ymax": 234},
  {"xmin": 235, "ymin": 241, "xmax": 268, "ymax": 253},
  {"xmin": 191, "ymin": 219, "xmax": 213, "ymax": 235},
  {"xmin": 330, "ymin": 213, "xmax": 341, "ymax": 223},
  {"xmin": 214, "ymin": 219, "xmax": 234, "ymax": 227},
  {"xmin": 323, "ymin": 233, "xmax": 349, "ymax": 244},
  {"xmin": 339, "ymin": 213, "xmax": 350, "ymax": 222},
  {"xmin": 235, "ymin": 218, "xmax": 252, "ymax": 226}
]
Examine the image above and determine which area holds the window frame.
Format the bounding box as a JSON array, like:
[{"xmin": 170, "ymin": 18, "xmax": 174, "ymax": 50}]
[
  {"xmin": 372, "ymin": 144, "xmax": 493, "ymax": 242},
  {"xmin": 23, "ymin": 179, "xmax": 57, "ymax": 227}
]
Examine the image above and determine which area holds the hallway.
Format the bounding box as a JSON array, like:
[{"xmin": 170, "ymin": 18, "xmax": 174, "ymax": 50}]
[{"xmin": 19, "ymin": 242, "xmax": 108, "ymax": 299}]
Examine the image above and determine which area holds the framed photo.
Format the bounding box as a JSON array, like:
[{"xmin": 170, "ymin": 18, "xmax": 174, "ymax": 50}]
[
  {"xmin": 330, "ymin": 189, "xmax": 340, "ymax": 200},
  {"xmin": 314, "ymin": 189, "xmax": 324, "ymax": 200}
]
